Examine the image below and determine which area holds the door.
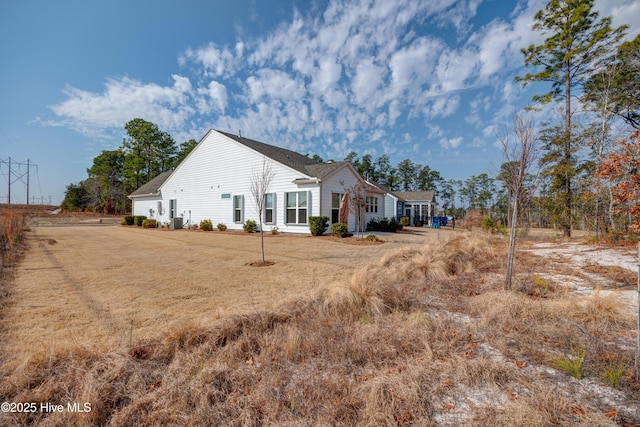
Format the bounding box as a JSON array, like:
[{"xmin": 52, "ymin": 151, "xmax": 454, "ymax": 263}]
[{"xmin": 169, "ymin": 199, "xmax": 177, "ymax": 220}]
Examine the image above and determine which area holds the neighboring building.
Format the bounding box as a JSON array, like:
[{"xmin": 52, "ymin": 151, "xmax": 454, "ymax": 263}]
[
  {"xmin": 394, "ymin": 190, "xmax": 437, "ymax": 226},
  {"xmin": 129, "ymin": 129, "xmax": 386, "ymax": 234}
]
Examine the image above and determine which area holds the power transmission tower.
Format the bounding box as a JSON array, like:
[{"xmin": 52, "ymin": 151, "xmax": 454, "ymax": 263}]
[{"xmin": 0, "ymin": 157, "xmax": 37, "ymax": 204}]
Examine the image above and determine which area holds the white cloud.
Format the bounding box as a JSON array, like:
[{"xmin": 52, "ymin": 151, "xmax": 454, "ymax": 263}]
[
  {"xmin": 50, "ymin": 75, "xmax": 195, "ymax": 137},
  {"xmin": 245, "ymin": 69, "xmax": 305, "ymax": 103},
  {"xmin": 389, "ymin": 37, "xmax": 443, "ymax": 97},
  {"xmin": 351, "ymin": 59, "xmax": 386, "ymax": 109},
  {"xmin": 427, "ymin": 124, "xmax": 444, "ymax": 139},
  {"xmin": 196, "ymin": 80, "xmax": 227, "ymax": 114},
  {"xmin": 430, "ymin": 94, "xmax": 460, "ymax": 118},
  {"xmin": 439, "ymin": 136, "xmax": 463, "ymax": 149},
  {"xmin": 435, "ymin": 0, "xmax": 482, "ymax": 34},
  {"xmin": 179, "ymin": 42, "xmax": 236, "ymax": 78},
  {"xmin": 596, "ymin": 0, "xmax": 640, "ymax": 39}
]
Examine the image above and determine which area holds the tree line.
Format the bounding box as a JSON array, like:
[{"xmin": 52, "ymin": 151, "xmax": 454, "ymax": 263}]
[{"xmin": 61, "ymin": 118, "xmax": 197, "ymax": 213}]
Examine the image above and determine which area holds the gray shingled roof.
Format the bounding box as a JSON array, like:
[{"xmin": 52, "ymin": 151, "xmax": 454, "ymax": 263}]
[
  {"xmin": 393, "ymin": 190, "xmax": 436, "ymax": 202},
  {"xmin": 219, "ymin": 130, "xmax": 354, "ymax": 180},
  {"xmin": 219, "ymin": 131, "xmax": 318, "ymax": 175},
  {"xmin": 129, "ymin": 171, "xmax": 172, "ymax": 197}
]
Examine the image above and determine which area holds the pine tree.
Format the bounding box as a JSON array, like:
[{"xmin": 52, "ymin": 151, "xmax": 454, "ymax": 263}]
[{"xmin": 516, "ymin": 0, "xmax": 625, "ymax": 237}]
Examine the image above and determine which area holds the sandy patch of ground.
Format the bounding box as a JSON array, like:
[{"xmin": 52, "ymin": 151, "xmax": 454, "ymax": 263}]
[
  {"xmin": 523, "ymin": 241, "xmax": 638, "ymax": 316},
  {"xmin": 0, "ymin": 224, "xmax": 457, "ymax": 362}
]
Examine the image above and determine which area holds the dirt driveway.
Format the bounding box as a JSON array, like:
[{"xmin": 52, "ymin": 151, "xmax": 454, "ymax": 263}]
[{"xmin": 1, "ymin": 224, "xmax": 453, "ymax": 362}]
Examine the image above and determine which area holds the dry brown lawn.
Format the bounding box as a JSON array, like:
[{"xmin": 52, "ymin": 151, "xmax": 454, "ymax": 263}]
[
  {"xmin": 2, "ymin": 218, "xmax": 639, "ymax": 426},
  {"xmin": 0, "ymin": 223, "xmax": 455, "ymax": 364}
]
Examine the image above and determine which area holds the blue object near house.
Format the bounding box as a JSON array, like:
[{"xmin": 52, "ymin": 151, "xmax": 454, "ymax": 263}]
[{"xmin": 430, "ymin": 216, "xmax": 448, "ymax": 228}]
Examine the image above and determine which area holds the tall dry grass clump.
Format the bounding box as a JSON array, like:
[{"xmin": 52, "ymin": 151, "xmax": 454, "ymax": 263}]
[
  {"xmin": 0, "ymin": 210, "xmax": 28, "ymax": 268},
  {"xmin": 557, "ymin": 290, "xmax": 635, "ymax": 331},
  {"xmin": 318, "ymin": 234, "xmax": 494, "ymax": 320}
]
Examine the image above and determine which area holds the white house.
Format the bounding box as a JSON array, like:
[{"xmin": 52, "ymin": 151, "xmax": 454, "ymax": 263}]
[{"xmin": 129, "ymin": 129, "xmax": 386, "ymax": 234}]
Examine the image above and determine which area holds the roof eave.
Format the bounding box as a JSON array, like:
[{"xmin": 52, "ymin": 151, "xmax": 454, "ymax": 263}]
[
  {"xmin": 292, "ymin": 178, "xmax": 321, "ymax": 185},
  {"xmin": 128, "ymin": 191, "xmax": 160, "ymax": 199}
]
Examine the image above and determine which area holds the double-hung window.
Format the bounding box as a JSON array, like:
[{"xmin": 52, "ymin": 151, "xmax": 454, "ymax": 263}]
[
  {"xmin": 366, "ymin": 196, "xmax": 378, "ymax": 213},
  {"xmin": 286, "ymin": 191, "xmax": 308, "ymax": 224},
  {"xmin": 264, "ymin": 193, "xmax": 275, "ymax": 224}
]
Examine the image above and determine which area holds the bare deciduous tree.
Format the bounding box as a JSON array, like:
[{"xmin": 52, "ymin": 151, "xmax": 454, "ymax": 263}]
[
  {"xmin": 499, "ymin": 113, "xmax": 540, "ymax": 290},
  {"xmin": 342, "ymin": 181, "xmax": 368, "ymax": 239},
  {"xmin": 249, "ymin": 159, "xmax": 275, "ymax": 264}
]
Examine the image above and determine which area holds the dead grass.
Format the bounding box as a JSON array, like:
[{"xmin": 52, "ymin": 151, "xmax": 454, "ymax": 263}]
[
  {"xmin": 1, "ymin": 229, "xmax": 639, "ymax": 426},
  {"xmin": 559, "ymin": 290, "xmax": 636, "ymax": 331},
  {"xmin": 581, "ymin": 264, "xmax": 637, "ymax": 287}
]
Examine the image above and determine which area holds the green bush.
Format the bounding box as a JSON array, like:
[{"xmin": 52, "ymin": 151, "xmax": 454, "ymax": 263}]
[
  {"xmin": 271, "ymin": 226, "xmax": 279, "ymax": 235},
  {"xmin": 482, "ymin": 216, "xmax": 507, "ymax": 235},
  {"xmin": 399, "ymin": 216, "xmax": 410, "ymax": 227},
  {"xmin": 366, "ymin": 217, "xmax": 400, "ymax": 232},
  {"xmin": 481, "ymin": 216, "xmax": 494, "ymax": 231},
  {"xmin": 199, "ymin": 219, "xmax": 213, "ymax": 231},
  {"xmin": 217, "ymin": 223, "xmax": 227, "ymax": 231},
  {"xmin": 122, "ymin": 215, "xmax": 135, "ymax": 226},
  {"xmin": 366, "ymin": 234, "xmax": 379, "ymax": 242},
  {"xmin": 134, "ymin": 216, "xmax": 147, "ymax": 226},
  {"xmin": 141, "ymin": 219, "xmax": 158, "ymax": 228},
  {"xmin": 331, "ymin": 222, "xmax": 349, "ymax": 238},
  {"xmin": 309, "ymin": 216, "xmax": 330, "ymax": 236},
  {"xmin": 243, "ymin": 219, "xmax": 257, "ymax": 233}
]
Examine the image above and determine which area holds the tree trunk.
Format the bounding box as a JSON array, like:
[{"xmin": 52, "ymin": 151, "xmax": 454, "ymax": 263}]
[
  {"xmin": 564, "ymin": 56, "xmax": 572, "ymax": 238},
  {"xmin": 608, "ymin": 185, "xmax": 616, "ymax": 231},
  {"xmin": 506, "ymin": 196, "xmax": 519, "ymax": 290}
]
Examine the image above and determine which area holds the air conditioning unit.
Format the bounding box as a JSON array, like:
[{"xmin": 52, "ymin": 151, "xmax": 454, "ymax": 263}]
[{"xmin": 170, "ymin": 217, "xmax": 183, "ymax": 230}]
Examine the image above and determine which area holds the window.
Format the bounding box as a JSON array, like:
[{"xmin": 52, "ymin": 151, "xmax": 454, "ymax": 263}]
[
  {"xmin": 331, "ymin": 192, "xmax": 343, "ymax": 223},
  {"xmin": 366, "ymin": 196, "xmax": 378, "ymax": 213},
  {"xmin": 233, "ymin": 195, "xmax": 243, "ymax": 223},
  {"xmin": 286, "ymin": 191, "xmax": 308, "ymax": 224},
  {"xmin": 264, "ymin": 193, "xmax": 275, "ymax": 224}
]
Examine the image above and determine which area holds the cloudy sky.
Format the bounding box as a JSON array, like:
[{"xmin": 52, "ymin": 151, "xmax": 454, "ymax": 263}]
[{"xmin": 1, "ymin": 0, "xmax": 638, "ymax": 204}]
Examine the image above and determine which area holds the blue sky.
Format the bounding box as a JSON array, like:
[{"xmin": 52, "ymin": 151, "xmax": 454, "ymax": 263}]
[{"xmin": 1, "ymin": 0, "xmax": 638, "ymax": 204}]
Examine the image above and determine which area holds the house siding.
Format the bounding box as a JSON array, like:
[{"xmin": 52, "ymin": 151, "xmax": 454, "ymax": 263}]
[
  {"xmin": 320, "ymin": 167, "xmax": 385, "ymax": 232},
  {"xmin": 133, "ymin": 131, "xmax": 320, "ymax": 233}
]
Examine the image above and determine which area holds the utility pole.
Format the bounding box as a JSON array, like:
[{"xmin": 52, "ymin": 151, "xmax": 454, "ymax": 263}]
[
  {"xmin": 26, "ymin": 159, "xmax": 30, "ymax": 205},
  {"xmin": 7, "ymin": 157, "xmax": 10, "ymax": 204}
]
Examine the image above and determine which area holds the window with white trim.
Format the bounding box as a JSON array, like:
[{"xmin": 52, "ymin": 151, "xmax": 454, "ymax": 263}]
[
  {"xmin": 286, "ymin": 191, "xmax": 308, "ymax": 224},
  {"xmin": 233, "ymin": 195, "xmax": 244, "ymax": 223},
  {"xmin": 264, "ymin": 193, "xmax": 275, "ymax": 224},
  {"xmin": 366, "ymin": 196, "xmax": 378, "ymax": 213}
]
